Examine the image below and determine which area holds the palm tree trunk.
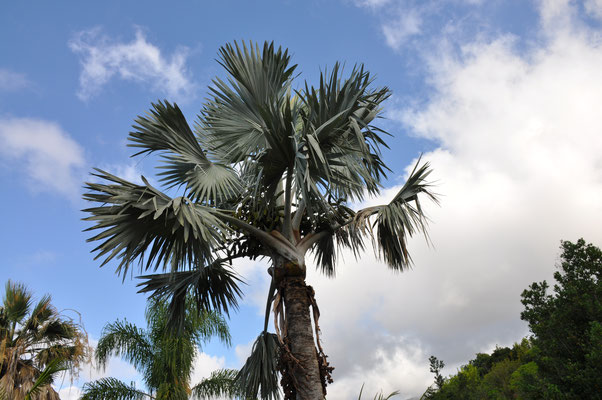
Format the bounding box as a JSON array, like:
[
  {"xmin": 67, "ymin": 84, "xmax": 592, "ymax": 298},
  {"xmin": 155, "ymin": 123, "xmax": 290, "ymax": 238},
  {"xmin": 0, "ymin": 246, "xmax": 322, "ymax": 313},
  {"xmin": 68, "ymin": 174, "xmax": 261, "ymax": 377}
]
[{"xmin": 281, "ymin": 275, "xmax": 324, "ymax": 400}]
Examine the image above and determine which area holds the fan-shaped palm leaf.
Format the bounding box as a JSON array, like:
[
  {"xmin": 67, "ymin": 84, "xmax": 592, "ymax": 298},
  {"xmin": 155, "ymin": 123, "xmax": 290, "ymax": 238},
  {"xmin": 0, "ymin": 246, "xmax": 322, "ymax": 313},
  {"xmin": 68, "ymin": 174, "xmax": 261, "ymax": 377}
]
[
  {"xmin": 137, "ymin": 259, "xmax": 243, "ymax": 330},
  {"xmin": 295, "ymin": 63, "xmax": 391, "ymax": 219},
  {"xmin": 130, "ymin": 100, "xmax": 241, "ymax": 204},
  {"xmin": 200, "ymin": 41, "xmax": 297, "ymax": 164},
  {"xmin": 353, "ymin": 159, "xmax": 438, "ymax": 270},
  {"xmin": 235, "ymin": 331, "xmax": 280, "ymax": 400},
  {"xmin": 83, "ymin": 170, "xmax": 231, "ymax": 277}
]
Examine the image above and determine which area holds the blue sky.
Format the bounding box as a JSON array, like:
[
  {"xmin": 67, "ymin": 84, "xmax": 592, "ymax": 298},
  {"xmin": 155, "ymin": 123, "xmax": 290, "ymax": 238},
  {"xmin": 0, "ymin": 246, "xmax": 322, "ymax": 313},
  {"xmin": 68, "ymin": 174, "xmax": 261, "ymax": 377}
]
[{"xmin": 2, "ymin": 1, "xmax": 602, "ymax": 398}]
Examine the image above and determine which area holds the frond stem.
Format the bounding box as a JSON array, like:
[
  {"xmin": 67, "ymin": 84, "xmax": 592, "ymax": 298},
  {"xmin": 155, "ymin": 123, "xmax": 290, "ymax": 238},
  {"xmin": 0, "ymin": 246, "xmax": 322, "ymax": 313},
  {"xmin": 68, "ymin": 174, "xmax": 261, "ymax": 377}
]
[
  {"xmin": 218, "ymin": 213, "xmax": 300, "ymax": 261},
  {"xmin": 291, "ymin": 198, "xmax": 305, "ymax": 240},
  {"xmin": 282, "ymin": 166, "xmax": 294, "ymax": 242}
]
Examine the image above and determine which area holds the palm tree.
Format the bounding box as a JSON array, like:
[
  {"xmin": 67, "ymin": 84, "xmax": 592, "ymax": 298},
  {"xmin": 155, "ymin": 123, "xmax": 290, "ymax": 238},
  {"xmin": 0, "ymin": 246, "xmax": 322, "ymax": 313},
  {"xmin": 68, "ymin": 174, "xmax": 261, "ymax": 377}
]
[
  {"xmin": 80, "ymin": 298, "xmax": 238, "ymax": 400},
  {"xmin": 0, "ymin": 280, "xmax": 89, "ymax": 400},
  {"xmin": 82, "ymin": 41, "xmax": 437, "ymax": 400}
]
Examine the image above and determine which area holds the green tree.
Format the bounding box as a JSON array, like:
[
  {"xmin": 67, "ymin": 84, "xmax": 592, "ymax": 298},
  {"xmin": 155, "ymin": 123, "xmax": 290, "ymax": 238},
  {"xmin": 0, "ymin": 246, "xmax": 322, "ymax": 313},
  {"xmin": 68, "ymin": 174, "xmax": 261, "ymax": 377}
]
[
  {"xmin": 80, "ymin": 299, "xmax": 237, "ymax": 400},
  {"xmin": 82, "ymin": 41, "xmax": 437, "ymax": 400},
  {"xmin": 0, "ymin": 281, "xmax": 89, "ymax": 400},
  {"xmin": 520, "ymin": 238, "xmax": 602, "ymax": 399},
  {"xmin": 509, "ymin": 361, "xmax": 547, "ymax": 400}
]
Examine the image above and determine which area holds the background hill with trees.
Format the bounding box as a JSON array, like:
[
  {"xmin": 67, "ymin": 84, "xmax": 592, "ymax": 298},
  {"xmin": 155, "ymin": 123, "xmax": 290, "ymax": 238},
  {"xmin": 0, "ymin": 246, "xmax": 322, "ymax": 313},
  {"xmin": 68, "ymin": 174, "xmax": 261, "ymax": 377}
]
[{"xmin": 422, "ymin": 239, "xmax": 602, "ymax": 400}]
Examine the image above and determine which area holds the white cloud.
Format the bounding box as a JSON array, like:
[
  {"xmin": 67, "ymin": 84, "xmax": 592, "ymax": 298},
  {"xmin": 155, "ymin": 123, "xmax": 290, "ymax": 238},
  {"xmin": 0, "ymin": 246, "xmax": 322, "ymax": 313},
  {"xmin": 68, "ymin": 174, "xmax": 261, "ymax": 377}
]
[
  {"xmin": 190, "ymin": 351, "xmax": 227, "ymax": 385},
  {"xmin": 382, "ymin": 8, "xmax": 423, "ymax": 50},
  {"xmin": 0, "ymin": 118, "xmax": 85, "ymax": 199},
  {"xmin": 0, "ymin": 68, "xmax": 30, "ymax": 92},
  {"xmin": 326, "ymin": 338, "xmax": 429, "ymax": 399},
  {"xmin": 353, "ymin": 0, "xmax": 392, "ymax": 9},
  {"xmin": 56, "ymin": 386, "xmax": 82, "ymax": 400},
  {"xmin": 585, "ymin": 0, "xmax": 602, "ymax": 20},
  {"xmin": 299, "ymin": 0, "xmax": 602, "ymax": 397},
  {"xmin": 69, "ymin": 27, "xmax": 196, "ymax": 102}
]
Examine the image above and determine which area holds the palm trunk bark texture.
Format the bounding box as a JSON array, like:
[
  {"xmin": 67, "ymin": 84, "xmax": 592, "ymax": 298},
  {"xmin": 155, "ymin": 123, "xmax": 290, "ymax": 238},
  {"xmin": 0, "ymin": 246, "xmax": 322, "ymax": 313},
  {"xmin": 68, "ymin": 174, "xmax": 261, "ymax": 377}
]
[{"xmin": 281, "ymin": 275, "xmax": 325, "ymax": 400}]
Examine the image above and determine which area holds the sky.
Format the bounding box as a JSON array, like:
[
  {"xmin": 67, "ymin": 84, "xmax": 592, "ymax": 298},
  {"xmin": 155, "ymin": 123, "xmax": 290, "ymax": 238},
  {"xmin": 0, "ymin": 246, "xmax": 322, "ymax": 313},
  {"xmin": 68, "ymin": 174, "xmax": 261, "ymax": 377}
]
[{"xmin": 1, "ymin": 0, "xmax": 602, "ymax": 399}]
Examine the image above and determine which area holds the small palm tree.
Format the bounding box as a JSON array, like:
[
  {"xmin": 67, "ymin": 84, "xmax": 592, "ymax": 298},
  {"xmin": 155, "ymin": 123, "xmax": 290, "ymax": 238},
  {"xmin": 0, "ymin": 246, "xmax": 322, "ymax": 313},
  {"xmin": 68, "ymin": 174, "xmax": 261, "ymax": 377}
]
[
  {"xmin": 83, "ymin": 41, "xmax": 437, "ymax": 399},
  {"xmin": 0, "ymin": 281, "xmax": 89, "ymax": 400},
  {"xmin": 80, "ymin": 299, "xmax": 238, "ymax": 400}
]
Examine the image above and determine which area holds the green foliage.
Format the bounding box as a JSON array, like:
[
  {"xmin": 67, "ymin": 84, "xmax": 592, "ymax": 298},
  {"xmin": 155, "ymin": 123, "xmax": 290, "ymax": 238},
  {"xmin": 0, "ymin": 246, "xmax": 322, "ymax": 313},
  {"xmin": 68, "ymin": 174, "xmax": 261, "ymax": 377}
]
[
  {"xmin": 509, "ymin": 362, "xmax": 547, "ymax": 400},
  {"xmin": 25, "ymin": 359, "xmax": 68, "ymax": 400},
  {"xmin": 0, "ymin": 280, "xmax": 89, "ymax": 400},
  {"xmin": 521, "ymin": 238, "xmax": 602, "ymax": 398},
  {"xmin": 192, "ymin": 369, "xmax": 240, "ymax": 399},
  {"xmin": 429, "ymin": 356, "xmax": 445, "ymax": 389},
  {"xmin": 235, "ymin": 332, "xmax": 280, "ymax": 400},
  {"xmin": 80, "ymin": 378, "xmax": 147, "ymax": 400},
  {"xmin": 81, "ymin": 298, "xmax": 237, "ymax": 400}
]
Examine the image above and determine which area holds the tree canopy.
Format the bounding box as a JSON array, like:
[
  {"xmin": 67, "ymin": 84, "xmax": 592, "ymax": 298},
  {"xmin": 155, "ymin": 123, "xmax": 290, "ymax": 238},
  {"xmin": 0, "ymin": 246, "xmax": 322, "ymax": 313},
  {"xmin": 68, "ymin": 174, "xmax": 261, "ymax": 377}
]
[
  {"xmin": 83, "ymin": 41, "xmax": 437, "ymax": 399},
  {"xmin": 80, "ymin": 298, "xmax": 238, "ymax": 400},
  {"xmin": 0, "ymin": 281, "xmax": 89, "ymax": 400}
]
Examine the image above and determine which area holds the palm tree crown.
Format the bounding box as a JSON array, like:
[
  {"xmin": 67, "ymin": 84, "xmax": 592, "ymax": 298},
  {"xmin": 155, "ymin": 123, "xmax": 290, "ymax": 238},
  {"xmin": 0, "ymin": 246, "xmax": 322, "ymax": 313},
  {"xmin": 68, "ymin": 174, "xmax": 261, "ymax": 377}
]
[
  {"xmin": 0, "ymin": 281, "xmax": 89, "ymax": 400},
  {"xmin": 81, "ymin": 298, "xmax": 237, "ymax": 400},
  {"xmin": 83, "ymin": 41, "xmax": 437, "ymax": 400}
]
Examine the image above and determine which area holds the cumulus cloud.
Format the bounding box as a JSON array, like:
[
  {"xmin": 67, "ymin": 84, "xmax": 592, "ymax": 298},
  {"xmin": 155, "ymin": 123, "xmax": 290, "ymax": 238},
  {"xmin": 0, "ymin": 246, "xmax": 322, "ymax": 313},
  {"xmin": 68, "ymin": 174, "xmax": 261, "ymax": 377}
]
[
  {"xmin": 190, "ymin": 351, "xmax": 227, "ymax": 385},
  {"xmin": 56, "ymin": 386, "xmax": 82, "ymax": 400},
  {"xmin": 69, "ymin": 27, "xmax": 196, "ymax": 102},
  {"xmin": 302, "ymin": 0, "xmax": 602, "ymax": 398},
  {"xmin": 0, "ymin": 68, "xmax": 30, "ymax": 92},
  {"xmin": 0, "ymin": 118, "xmax": 85, "ymax": 199}
]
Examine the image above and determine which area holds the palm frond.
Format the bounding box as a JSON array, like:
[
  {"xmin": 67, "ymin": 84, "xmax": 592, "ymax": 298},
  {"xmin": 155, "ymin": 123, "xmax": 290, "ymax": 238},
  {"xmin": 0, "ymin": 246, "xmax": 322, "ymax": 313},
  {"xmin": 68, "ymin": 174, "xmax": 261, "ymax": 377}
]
[
  {"xmin": 137, "ymin": 260, "xmax": 243, "ymax": 331},
  {"xmin": 129, "ymin": 100, "xmax": 241, "ymax": 203},
  {"xmin": 191, "ymin": 368, "xmax": 240, "ymax": 399},
  {"xmin": 24, "ymin": 358, "xmax": 67, "ymax": 400},
  {"xmin": 312, "ymin": 221, "xmax": 365, "ymax": 277},
  {"xmin": 155, "ymin": 382, "xmax": 188, "ymax": 400},
  {"xmin": 353, "ymin": 159, "xmax": 438, "ymax": 270},
  {"xmin": 296, "ymin": 63, "xmax": 391, "ymax": 217},
  {"xmin": 95, "ymin": 320, "xmax": 152, "ymax": 372},
  {"xmin": 80, "ymin": 377, "xmax": 149, "ymax": 400},
  {"xmin": 144, "ymin": 297, "xmax": 232, "ymax": 349},
  {"xmin": 200, "ymin": 41, "xmax": 300, "ymax": 209},
  {"xmin": 189, "ymin": 309, "xmax": 232, "ymax": 347},
  {"xmin": 235, "ymin": 331, "xmax": 281, "ymax": 400},
  {"xmin": 200, "ymin": 41, "xmax": 297, "ymax": 164},
  {"xmin": 83, "ymin": 169, "xmax": 231, "ymax": 278},
  {"xmin": 23, "ymin": 294, "xmax": 54, "ymax": 331},
  {"xmin": 3, "ymin": 281, "xmax": 32, "ymax": 324}
]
